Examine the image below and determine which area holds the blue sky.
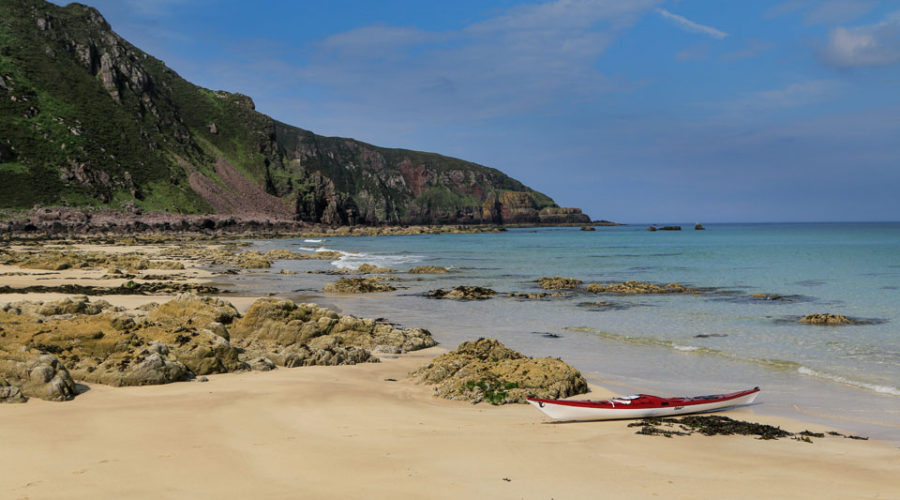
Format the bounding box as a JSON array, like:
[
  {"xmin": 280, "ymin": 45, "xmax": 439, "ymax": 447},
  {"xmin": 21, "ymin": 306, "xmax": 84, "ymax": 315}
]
[{"xmin": 53, "ymin": 0, "xmax": 900, "ymax": 222}]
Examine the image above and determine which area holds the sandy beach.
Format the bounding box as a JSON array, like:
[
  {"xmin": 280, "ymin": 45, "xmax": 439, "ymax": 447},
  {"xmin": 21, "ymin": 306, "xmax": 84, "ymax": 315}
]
[
  {"xmin": 2, "ymin": 347, "xmax": 898, "ymax": 500},
  {"xmin": 2, "ymin": 241, "xmax": 899, "ymax": 499}
]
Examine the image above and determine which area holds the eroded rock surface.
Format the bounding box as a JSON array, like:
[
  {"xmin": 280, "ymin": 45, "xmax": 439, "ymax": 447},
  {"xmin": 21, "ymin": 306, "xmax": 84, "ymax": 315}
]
[
  {"xmin": 0, "ymin": 294, "xmax": 437, "ymax": 399},
  {"xmin": 800, "ymin": 313, "xmax": 854, "ymax": 325}
]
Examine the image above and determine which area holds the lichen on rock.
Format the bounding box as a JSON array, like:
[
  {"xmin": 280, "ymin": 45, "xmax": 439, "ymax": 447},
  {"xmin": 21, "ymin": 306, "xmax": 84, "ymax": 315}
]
[{"xmin": 411, "ymin": 338, "xmax": 588, "ymax": 405}]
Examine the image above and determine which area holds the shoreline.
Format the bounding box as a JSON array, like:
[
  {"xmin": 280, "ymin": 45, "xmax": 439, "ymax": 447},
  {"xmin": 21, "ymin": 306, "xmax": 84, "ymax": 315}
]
[{"xmin": 2, "ymin": 238, "xmax": 899, "ymax": 498}]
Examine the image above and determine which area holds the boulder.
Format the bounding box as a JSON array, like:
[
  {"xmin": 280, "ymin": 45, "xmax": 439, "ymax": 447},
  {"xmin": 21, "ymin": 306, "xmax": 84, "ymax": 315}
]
[
  {"xmin": 580, "ymin": 226, "xmax": 595, "ymax": 231},
  {"xmin": 0, "ymin": 354, "xmax": 77, "ymax": 401},
  {"xmin": 426, "ymin": 286, "xmax": 496, "ymax": 300},
  {"xmin": 412, "ymin": 338, "xmax": 588, "ymax": 404},
  {"xmin": 0, "ymin": 378, "xmax": 27, "ymax": 403},
  {"xmin": 695, "ymin": 223, "xmax": 706, "ymax": 230}
]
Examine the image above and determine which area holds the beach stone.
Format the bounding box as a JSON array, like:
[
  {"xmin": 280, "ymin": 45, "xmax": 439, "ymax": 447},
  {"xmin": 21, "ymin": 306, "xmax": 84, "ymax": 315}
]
[
  {"xmin": 800, "ymin": 313, "xmax": 854, "ymax": 325},
  {"xmin": 0, "ymin": 378, "xmax": 27, "ymax": 403},
  {"xmin": 426, "ymin": 286, "xmax": 496, "ymax": 300},
  {"xmin": 586, "ymin": 281, "xmax": 698, "ymax": 294},
  {"xmin": 248, "ymin": 357, "xmax": 276, "ymax": 371},
  {"xmin": 536, "ymin": 276, "xmax": 582, "ymax": 290},
  {"xmin": 408, "ymin": 265, "xmax": 449, "ymax": 274},
  {"xmin": 580, "ymin": 226, "xmax": 595, "ymax": 231},
  {"xmin": 412, "ymin": 338, "xmax": 588, "ymax": 405},
  {"xmin": 0, "ymin": 354, "xmax": 77, "ymax": 401}
]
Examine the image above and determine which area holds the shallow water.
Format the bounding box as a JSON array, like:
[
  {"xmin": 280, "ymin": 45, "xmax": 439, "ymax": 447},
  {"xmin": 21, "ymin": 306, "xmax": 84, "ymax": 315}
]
[{"xmin": 233, "ymin": 223, "xmax": 900, "ymax": 442}]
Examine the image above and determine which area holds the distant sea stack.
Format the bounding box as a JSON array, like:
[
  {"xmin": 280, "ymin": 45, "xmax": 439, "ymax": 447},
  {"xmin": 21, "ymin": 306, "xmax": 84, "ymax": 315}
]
[
  {"xmin": 695, "ymin": 223, "xmax": 706, "ymax": 230},
  {"xmin": 0, "ymin": 0, "xmax": 590, "ymax": 226}
]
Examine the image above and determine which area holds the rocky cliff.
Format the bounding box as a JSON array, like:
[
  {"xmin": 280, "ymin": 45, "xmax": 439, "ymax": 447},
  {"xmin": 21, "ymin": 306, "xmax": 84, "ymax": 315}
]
[{"xmin": 0, "ymin": 0, "xmax": 590, "ymax": 225}]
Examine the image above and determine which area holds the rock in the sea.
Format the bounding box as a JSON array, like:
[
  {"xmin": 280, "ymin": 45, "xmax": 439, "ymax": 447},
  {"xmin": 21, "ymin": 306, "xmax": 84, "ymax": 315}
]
[
  {"xmin": 408, "ymin": 265, "xmax": 450, "ymax": 274},
  {"xmin": 325, "ymin": 277, "xmax": 396, "ymax": 293},
  {"xmin": 411, "ymin": 338, "xmax": 588, "ymax": 405},
  {"xmin": 536, "ymin": 276, "xmax": 582, "ymax": 290},
  {"xmin": 507, "ymin": 291, "xmax": 567, "ymax": 299},
  {"xmin": 695, "ymin": 223, "xmax": 706, "ymax": 230},
  {"xmin": 586, "ymin": 281, "xmax": 698, "ymax": 294},
  {"xmin": 647, "ymin": 226, "xmax": 657, "ymax": 232},
  {"xmin": 800, "ymin": 313, "xmax": 854, "ymax": 325},
  {"xmin": 356, "ymin": 263, "xmax": 394, "ymax": 274},
  {"xmin": 580, "ymin": 226, "xmax": 595, "ymax": 231},
  {"xmin": 426, "ymin": 286, "xmax": 496, "ymax": 300},
  {"xmin": 659, "ymin": 226, "xmax": 682, "ymax": 231}
]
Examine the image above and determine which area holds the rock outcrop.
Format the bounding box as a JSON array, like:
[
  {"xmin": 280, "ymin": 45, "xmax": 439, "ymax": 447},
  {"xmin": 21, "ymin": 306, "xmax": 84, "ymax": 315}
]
[
  {"xmin": 536, "ymin": 276, "xmax": 582, "ymax": 290},
  {"xmin": 586, "ymin": 281, "xmax": 699, "ymax": 294},
  {"xmin": 408, "ymin": 266, "xmax": 449, "ymax": 274},
  {"xmin": 800, "ymin": 313, "xmax": 854, "ymax": 325},
  {"xmin": 412, "ymin": 338, "xmax": 588, "ymax": 404},
  {"xmin": 0, "ymin": 294, "xmax": 437, "ymax": 399},
  {"xmin": 324, "ymin": 277, "xmax": 396, "ymax": 293},
  {"xmin": 426, "ymin": 286, "xmax": 496, "ymax": 300}
]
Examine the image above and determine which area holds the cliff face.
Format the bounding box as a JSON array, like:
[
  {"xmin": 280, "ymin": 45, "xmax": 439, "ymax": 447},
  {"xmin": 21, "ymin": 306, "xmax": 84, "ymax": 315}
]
[{"xmin": 0, "ymin": 0, "xmax": 590, "ymax": 225}]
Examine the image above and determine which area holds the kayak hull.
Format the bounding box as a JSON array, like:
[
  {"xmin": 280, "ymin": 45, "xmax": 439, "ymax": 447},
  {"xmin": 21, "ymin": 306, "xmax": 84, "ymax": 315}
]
[{"xmin": 526, "ymin": 387, "xmax": 759, "ymax": 421}]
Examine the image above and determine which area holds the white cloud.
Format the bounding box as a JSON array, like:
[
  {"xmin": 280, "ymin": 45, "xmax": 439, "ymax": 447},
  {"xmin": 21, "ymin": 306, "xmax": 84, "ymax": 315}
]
[
  {"xmin": 294, "ymin": 0, "xmax": 662, "ymax": 122},
  {"xmin": 655, "ymin": 8, "xmax": 727, "ymax": 39},
  {"xmin": 822, "ymin": 11, "xmax": 900, "ymax": 68},
  {"xmin": 803, "ymin": 0, "xmax": 877, "ymax": 26}
]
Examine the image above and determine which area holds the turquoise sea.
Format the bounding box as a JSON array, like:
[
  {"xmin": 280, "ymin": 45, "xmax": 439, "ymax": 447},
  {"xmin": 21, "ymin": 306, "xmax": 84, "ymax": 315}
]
[{"xmin": 232, "ymin": 223, "xmax": 900, "ymax": 442}]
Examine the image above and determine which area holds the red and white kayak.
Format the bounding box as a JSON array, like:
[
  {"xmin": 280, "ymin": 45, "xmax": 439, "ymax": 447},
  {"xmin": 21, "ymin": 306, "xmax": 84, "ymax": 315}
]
[{"xmin": 526, "ymin": 387, "xmax": 760, "ymax": 421}]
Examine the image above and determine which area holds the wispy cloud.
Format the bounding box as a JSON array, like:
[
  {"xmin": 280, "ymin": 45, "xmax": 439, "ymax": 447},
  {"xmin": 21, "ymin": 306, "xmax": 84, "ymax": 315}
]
[
  {"xmin": 655, "ymin": 8, "xmax": 727, "ymax": 39},
  {"xmin": 821, "ymin": 11, "xmax": 900, "ymax": 68},
  {"xmin": 803, "ymin": 0, "xmax": 877, "ymax": 26}
]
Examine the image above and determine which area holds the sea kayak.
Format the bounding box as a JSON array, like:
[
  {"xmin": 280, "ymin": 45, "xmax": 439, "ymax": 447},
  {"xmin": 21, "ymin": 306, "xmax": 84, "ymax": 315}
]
[{"xmin": 526, "ymin": 387, "xmax": 760, "ymax": 421}]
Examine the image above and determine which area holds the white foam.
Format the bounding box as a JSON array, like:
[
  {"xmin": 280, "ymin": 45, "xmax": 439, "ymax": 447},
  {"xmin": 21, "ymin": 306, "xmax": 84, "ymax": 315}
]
[
  {"xmin": 797, "ymin": 367, "xmax": 900, "ymax": 396},
  {"xmin": 304, "ymin": 239, "xmax": 323, "ymax": 243},
  {"xmin": 329, "ymin": 249, "xmax": 425, "ymax": 270},
  {"xmin": 673, "ymin": 344, "xmax": 700, "ymax": 352}
]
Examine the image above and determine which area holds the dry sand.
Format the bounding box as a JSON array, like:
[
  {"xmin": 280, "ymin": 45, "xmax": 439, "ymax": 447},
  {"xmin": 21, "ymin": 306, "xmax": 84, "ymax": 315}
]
[{"xmin": 2, "ymin": 348, "xmax": 898, "ymax": 500}]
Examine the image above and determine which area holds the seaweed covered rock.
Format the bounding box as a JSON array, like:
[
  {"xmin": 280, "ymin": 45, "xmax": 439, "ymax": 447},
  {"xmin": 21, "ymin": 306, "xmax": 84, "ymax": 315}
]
[
  {"xmin": 536, "ymin": 276, "xmax": 582, "ymax": 290},
  {"xmin": 412, "ymin": 338, "xmax": 588, "ymax": 404},
  {"xmin": 0, "ymin": 354, "xmax": 77, "ymax": 401},
  {"xmin": 408, "ymin": 266, "xmax": 450, "ymax": 274},
  {"xmin": 325, "ymin": 277, "xmax": 396, "ymax": 294},
  {"xmin": 800, "ymin": 313, "xmax": 854, "ymax": 325},
  {"xmin": 586, "ymin": 281, "xmax": 698, "ymax": 294},
  {"xmin": 426, "ymin": 286, "xmax": 496, "ymax": 300}
]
